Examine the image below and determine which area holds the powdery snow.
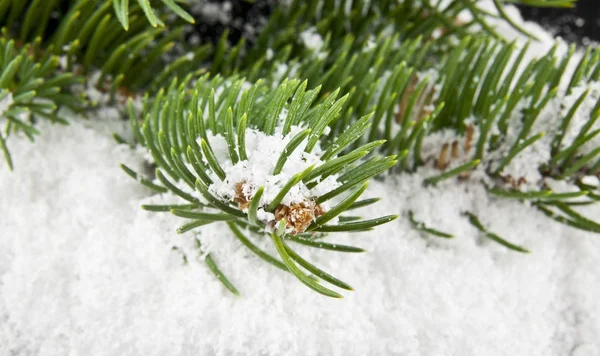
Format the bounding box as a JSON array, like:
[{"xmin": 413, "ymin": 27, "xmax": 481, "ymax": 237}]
[
  {"xmin": 0, "ymin": 91, "xmax": 13, "ymax": 116},
  {"xmin": 1, "ymin": 119, "xmax": 599, "ymax": 355},
  {"xmin": 0, "ymin": 91, "xmax": 14, "ymax": 129},
  {"xmin": 205, "ymin": 126, "xmax": 339, "ymax": 211}
]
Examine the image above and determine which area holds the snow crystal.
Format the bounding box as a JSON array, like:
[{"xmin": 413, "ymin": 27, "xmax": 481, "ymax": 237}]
[
  {"xmin": 581, "ymin": 175, "xmax": 599, "ymax": 187},
  {"xmin": 191, "ymin": 2, "xmax": 232, "ymax": 25},
  {"xmin": 0, "ymin": 92, "xmax": 13, "ymax": 132},
  {"xmin": 256, "ymin": 208, "xmax": 275, "ymax": 223},
  {"xmin": 299, "ymin": 28, "xmax": 324, "ymax": 52},
  {"xmin": 270, "ymin": 63, "xmax": 300, "ymax": 87},
  {"xmin": 58, "ymin": 56, "xmax": 68, "ymax": 70},
  {"xmin": 363, "ymin": 36, "xmax": 377, "ymax": 52}
]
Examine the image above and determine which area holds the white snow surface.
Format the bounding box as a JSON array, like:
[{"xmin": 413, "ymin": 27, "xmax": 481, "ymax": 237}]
[
  {"xmin": 0, "ymin": 92, "xmax": 13, "ymax": 116},
  {"xmin": 2, "ymin": 119, "xmax": 600, "ymax": 356},
  {"xmin": 2, "ymin": 3, "xmax": 600, "ymax": 356}
]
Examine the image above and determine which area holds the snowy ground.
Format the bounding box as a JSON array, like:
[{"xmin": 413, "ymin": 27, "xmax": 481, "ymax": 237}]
[
  {"xmin": 2, "ymin": 5, "xmax": 600, "ymax": 356},
  {"xmin": 1, "ymin": 118, "xmax": 599, "ymax": 355}
]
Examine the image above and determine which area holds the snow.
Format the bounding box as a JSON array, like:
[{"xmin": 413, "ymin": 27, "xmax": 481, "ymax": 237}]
[
  {"xmin": 559, "ymin": 81, "xmax": 600, "ymax": 155},
  {"xmin": 581, "ymin": 175, "xmax": 599, "ymax": 187},
  {"xmin": 1, "ymin": 1, "xmax": 600, "ymax": 355},
  {"xmin": 1, "ymin": 120, "xmax": 599, "ymax": 355},
  {"xmin": 299, "ymin": 27, "xmax": 327, "ymax": 59},
  {"xmin": 191, "ymin": 2, "xmax": 232, "ymax": 25},
  {"xmin": 0, "ymin": 91, "xmax": 13, "ymax": 116},
  {"xmin": 205, "ymin": 126, "xmax": 340, "ymax": 209},
  {"xmin": 299, "ymin": 28, "xmax": 324, "ymax": 52}
]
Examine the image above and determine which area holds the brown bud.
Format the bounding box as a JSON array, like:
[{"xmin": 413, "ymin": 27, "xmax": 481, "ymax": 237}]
[
  {"xmin": 234, "ymin": 181, "xmax": 251, "ymax": 210},
  {"xmin": 436, "ymin": 143, "xmax": 450, "ymax": 171},
  {"xmin": 451, "ymin": 140, "xmax": 459, "ymax": 158},
  {"xmin": 464, "ymin": 125, "xmax": 474, "ymax": 153}
]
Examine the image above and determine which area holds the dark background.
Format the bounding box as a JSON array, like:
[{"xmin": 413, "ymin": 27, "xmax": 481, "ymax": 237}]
[
  {"xmin": 517, "ymin": 0, "xmax": 599, "ymax": 44},
  {"xmin": 189, "ymin": 0, "xmax": 599, "ymax": 47}
]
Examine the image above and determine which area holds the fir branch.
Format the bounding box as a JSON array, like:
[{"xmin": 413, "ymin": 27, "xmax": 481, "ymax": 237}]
[
  {"xmin": 1, "ymin": 0, "xmax": 214, "ymax": 93},
  {"xmin": 0, "ymin": 35, "xmax": 84, "ymax": 169},
  {"xmin": 122, "ymin": 78, "xmax": 396, "ymax": 296}
]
